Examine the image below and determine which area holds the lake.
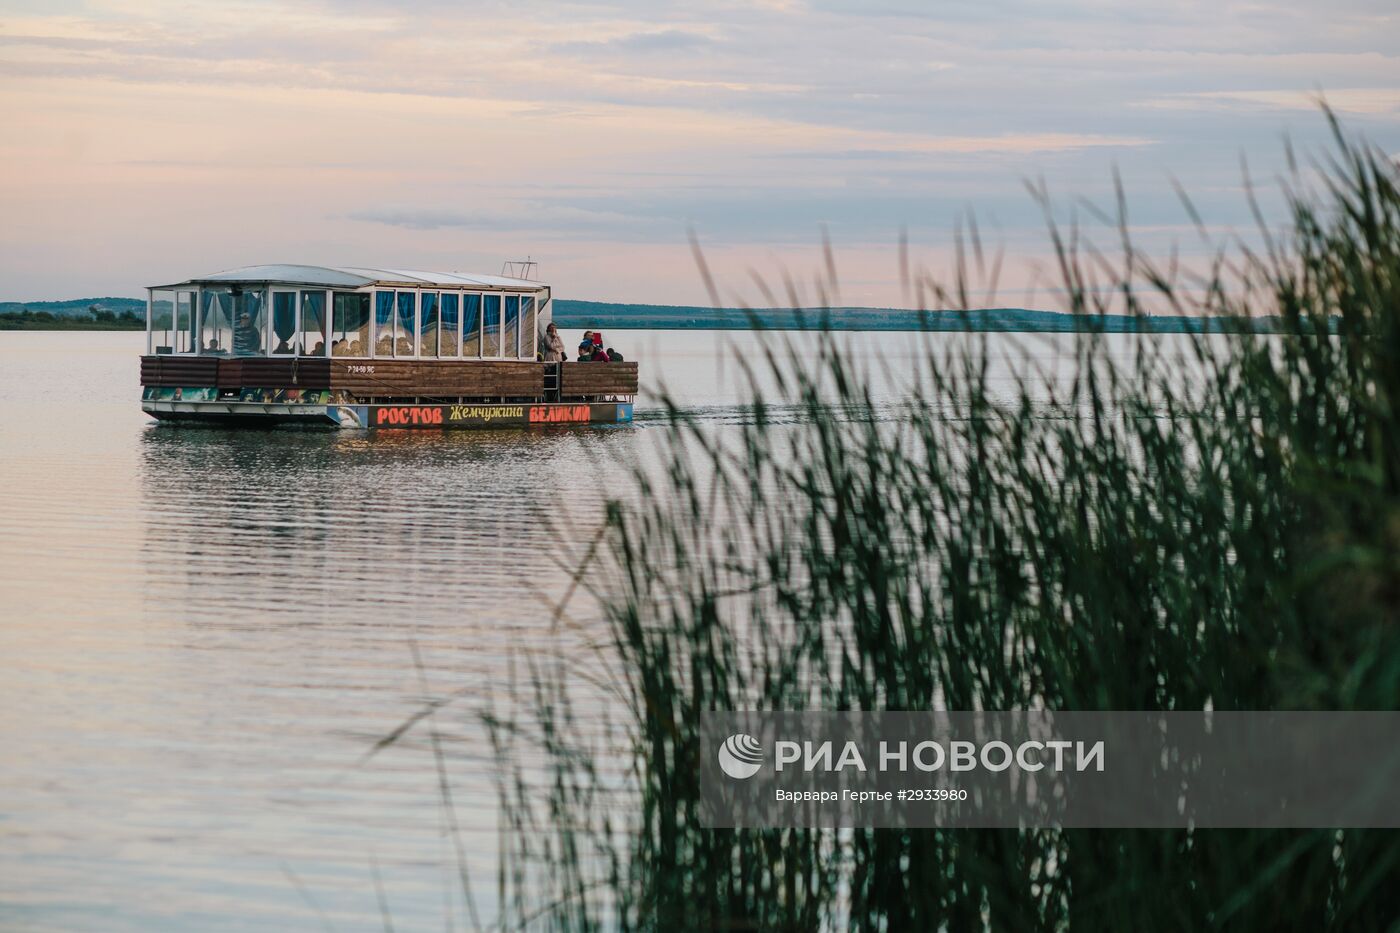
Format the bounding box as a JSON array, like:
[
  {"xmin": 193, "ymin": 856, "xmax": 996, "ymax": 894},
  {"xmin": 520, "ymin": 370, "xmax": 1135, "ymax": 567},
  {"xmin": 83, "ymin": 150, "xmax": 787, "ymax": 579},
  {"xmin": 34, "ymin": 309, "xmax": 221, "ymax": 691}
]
[{"xmin": 0, "ymin": 328, "xmax": 1197, "ymax": 931}]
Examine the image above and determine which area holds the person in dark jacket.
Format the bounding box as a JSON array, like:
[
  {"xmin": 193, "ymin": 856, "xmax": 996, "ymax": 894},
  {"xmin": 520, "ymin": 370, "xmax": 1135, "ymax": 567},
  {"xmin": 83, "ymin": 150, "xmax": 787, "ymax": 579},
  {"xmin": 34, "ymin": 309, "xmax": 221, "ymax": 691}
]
[
  {"xmin": 607, "ymin": 347, "xmax": 624, "ymax": 361},
  {"xmin": 233, "ymin": 313, "xmax": 260, "ymax": 355}
]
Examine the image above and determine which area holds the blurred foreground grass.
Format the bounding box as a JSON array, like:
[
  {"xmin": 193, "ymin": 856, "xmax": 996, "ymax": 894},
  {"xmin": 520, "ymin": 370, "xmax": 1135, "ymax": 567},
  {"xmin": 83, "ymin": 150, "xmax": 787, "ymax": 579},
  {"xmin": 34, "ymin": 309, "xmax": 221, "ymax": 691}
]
[{"xmin": 486, "ymin": 116, "xmax": 1400, "ymax": 931}]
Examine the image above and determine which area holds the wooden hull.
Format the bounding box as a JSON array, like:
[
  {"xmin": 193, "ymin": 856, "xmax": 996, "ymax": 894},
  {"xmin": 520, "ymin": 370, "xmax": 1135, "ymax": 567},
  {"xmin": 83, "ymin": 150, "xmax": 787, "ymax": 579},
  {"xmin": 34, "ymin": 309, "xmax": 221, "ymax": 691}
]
[
  {"xmin": 139, "ymin": 355, "xmax": 638, "ymax": 428},
  {"xmin": 142, "ymin": 399, "xmax": 633, "ymax": 429},
  {"xmin": 139, "ymin": 356, "xmax": 638, "ymax": 399}
]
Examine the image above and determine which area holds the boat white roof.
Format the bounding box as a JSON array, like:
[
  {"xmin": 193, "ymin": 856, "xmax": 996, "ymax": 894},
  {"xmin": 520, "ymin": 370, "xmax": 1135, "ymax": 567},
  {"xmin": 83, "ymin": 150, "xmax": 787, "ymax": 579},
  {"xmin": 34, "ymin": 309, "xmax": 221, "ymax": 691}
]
[{"xmin": 151, "ymin": 264, "xmax": 546, "ymax": 291}]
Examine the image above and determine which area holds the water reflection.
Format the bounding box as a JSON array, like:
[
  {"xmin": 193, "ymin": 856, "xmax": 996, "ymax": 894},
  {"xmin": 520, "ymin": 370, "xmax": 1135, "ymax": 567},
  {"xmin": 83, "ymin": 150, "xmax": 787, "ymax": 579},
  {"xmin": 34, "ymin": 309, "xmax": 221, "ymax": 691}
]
[
  {"xmin": 127, "ymin": 424, "xmax": 637, "ymax": 929},
  {"xmin": 2, "ymin": 328, "xmax": 1188, "ymax": 930},
  {"xmin": 139, "ymin": 425, "xmax": 624, "ymax": 625}
]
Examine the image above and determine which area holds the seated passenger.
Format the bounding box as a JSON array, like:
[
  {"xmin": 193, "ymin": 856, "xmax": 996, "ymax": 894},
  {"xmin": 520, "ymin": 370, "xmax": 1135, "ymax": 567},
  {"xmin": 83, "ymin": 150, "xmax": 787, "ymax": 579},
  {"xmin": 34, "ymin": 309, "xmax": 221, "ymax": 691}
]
[
  {"xmin": 376, "ymin": 336, "xmax": 394, "ymax": 355},
  {"xmin": 577, "ymin": 340, "xmax": 594, "ymax": 361},
  {"xmin": 349, "ymin": 340, "xmax": 362, "ymax": 355},
  {"xmin": 312, "ymin": 340, "xmax": 325, "ymax": 355},
  {"xmin": 607, "ymin": 347, "xmax": 625, "ymax": 362},
  {"xmin": 274, "ymin": 338, "xmax": 292, "ymax": 354}
]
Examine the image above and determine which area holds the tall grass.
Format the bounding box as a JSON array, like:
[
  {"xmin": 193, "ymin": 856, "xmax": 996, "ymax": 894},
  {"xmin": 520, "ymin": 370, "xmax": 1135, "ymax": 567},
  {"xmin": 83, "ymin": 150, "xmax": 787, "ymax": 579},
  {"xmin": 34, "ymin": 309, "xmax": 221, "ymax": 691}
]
[{"xmin": 488, "ymin": 115, "xmax": 1400, "ymax": 930}]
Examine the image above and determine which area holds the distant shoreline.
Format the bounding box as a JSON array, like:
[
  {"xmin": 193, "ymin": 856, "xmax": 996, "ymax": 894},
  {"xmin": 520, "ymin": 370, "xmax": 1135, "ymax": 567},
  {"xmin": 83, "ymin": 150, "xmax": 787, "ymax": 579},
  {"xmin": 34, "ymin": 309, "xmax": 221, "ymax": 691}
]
[
  {"xmin": 552, "ymin": 300, "xmax": 1275, "ymax": 334},
  {"xmin": 1, "ymin": 296, "xmax": 1275, "ymax": 335},
  {"xmin": 0, "ymin": 316, "xmax": 143, "ymax": 331}
]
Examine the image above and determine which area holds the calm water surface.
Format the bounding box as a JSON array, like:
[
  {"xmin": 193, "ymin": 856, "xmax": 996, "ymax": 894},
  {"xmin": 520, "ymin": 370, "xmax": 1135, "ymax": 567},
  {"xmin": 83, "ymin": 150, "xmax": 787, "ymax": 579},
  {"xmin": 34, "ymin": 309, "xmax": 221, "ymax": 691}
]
[{"xmin": 0, "ymin": 328, "xmax": 1166, "ymax": 930}]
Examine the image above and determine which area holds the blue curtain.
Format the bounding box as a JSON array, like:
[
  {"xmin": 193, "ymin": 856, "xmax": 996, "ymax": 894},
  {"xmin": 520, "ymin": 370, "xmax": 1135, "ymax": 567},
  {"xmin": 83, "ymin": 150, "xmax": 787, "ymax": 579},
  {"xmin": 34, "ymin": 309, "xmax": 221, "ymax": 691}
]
[
  {"xmin": 419, "ymin": 293, "xmax": 438, "ymax": 357},
  {"xmin": 272, "ymin": 293, "xmax": 296, "ymax": 352},
  {"xmin": 200, "ymin": 290, "xmax": 232, "ymax": 353},
  {"xmin": 483, "ymin": 295, "xmax": 501, "ymax": 356},
  {"xmin": 440, "ymin": 294, "xmax": 459, "ymax": 356},
  {"xmin": 396, "ymin": 292, "xmax": 416, "ymax": 355},
  {"xmin": 463, "ymin": 294, "xmax": 482, "ymax": 356},
  {"xmin": 375, "ymin": 291, "xmax": 395, "ymax": 355},
  {"xmin": 300, "ymin": 291, "xmax": 326, "ymax": 355}
]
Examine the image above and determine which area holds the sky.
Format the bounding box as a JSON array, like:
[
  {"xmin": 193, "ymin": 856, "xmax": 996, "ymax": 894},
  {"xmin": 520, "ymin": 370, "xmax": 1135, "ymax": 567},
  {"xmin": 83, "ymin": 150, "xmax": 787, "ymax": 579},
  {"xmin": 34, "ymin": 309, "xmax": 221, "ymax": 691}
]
[{"xmin": 1, "ymin": 0, "xmax": 1397, "ymax": 307}]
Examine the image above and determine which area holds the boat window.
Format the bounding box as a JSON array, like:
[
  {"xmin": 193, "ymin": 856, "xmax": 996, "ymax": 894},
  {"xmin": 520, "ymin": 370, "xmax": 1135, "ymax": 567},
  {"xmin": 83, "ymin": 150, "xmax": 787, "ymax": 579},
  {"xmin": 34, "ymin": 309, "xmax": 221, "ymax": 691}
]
[
  {"xmin": 300, "ymin": 291, "xmax": 327, "ymax": 357},
  {"xmin": 483, "ymin": 295, "xmax": 501, "ymax": 357},
  {"xmin": 374, "ymin": 291, "xmax": 395, "ymax": 356},
  {"xmin": 396, "ymin": 291, "xmax": 417, "ymax": 356},
  {"xmin": 175, "ymin": 291, "xmax": 196, "ymax": 353},
  {"xmin": 504, "ymin": 296, "xmax": 520, "ymax": 359},
  {"xmin": 149, "ymin": 290, "xmax": 175, "ymax": 353},
  {"xmin": 271, "ymin": 292, "xmax": 297, "ymax": 355},
  {"xmin": 199, "ymin": 288, "xmax": 233, "ymax": 354},
  {"xmin": 230, "ymin": 288, "xmax": 266, "ymax": 356},
  {"xmin": 440, "ymin": 293, "xmax": 460, "ymax": 357},
  {"xmin": 420, "ymin": 292, "xmax": 439, "ymax": 357},
  {"xmin": 332, "ymin": 292, "xmax": 370, "ymax": 356},
  {"xmin": 522, "ymin": 296, "xmax": 536, "ymax": 360},
  {"xmin": 462, "ymin": 294, "xmax": 482, "ymax": 357}
]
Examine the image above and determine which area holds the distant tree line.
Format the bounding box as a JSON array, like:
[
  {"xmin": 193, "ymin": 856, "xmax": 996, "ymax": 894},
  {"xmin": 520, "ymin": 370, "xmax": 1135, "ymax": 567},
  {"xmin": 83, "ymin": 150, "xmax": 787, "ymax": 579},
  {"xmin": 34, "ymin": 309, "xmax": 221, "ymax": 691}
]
[{"xmin": 0, "ymin": 305, "xmax": 143, "ymax": 329}]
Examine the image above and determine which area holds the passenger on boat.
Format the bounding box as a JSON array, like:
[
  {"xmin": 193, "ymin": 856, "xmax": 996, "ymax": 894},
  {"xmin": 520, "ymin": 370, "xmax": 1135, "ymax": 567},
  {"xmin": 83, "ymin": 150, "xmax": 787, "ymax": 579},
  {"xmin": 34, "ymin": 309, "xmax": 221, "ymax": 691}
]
[
  {"xmin": 591, "ymin": 345, "xmax": 610, "ymax": 362},
  {"xmin": 607, "ymin": 347, "xmax": 625, "ymax": 362},
  {"xmin": 233, "ymin": 314, "xmax": 260, "ymax": 354},
  {"xmin": 312, "ymin": 340, "xmax": 325, "ymax": 356},
  {"xmin": 577, "ymin": 340, "xmax": 594, "ymax": 362},
  {"xmin": 543, "ymin": 323, "xmax": 567, "ymax": 362}
]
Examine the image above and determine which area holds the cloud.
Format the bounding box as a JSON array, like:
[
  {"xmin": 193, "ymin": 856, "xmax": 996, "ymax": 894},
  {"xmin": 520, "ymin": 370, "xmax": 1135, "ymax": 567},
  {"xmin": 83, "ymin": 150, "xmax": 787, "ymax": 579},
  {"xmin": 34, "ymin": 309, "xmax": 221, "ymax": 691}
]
[
  {"xmin": 1143, "ymin": 88, "xmax": 1400, "ymax": 116},
  {"xmin": 347, "ymin": 203, "xmax": 654, "ymax": 234},
  {"xmin": 550, "ymin": 29, "xmax": 718, "ymax": 56}
]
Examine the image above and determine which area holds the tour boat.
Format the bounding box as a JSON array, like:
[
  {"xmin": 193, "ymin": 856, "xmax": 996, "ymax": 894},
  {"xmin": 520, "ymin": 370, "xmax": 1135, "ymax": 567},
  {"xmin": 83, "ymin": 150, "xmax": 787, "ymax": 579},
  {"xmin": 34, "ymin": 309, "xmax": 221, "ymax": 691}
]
[{"xmin": 139, "ymin": 265, "xmax": 637, "ymax": 429}]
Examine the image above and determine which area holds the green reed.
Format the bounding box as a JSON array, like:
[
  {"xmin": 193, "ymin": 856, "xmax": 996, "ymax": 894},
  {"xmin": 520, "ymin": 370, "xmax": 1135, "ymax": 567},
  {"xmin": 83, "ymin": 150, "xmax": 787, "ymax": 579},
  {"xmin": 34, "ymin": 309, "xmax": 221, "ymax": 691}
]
[{"xmin": 487, "ymin": 114, "xmax": 1400, "ymax": 930}]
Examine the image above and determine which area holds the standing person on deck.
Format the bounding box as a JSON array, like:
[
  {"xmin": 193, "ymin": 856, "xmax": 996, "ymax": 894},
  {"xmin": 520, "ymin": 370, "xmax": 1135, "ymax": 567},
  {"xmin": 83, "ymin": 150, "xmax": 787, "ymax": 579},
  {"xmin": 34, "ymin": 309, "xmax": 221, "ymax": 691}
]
[{"xmin": 542, "ymin": 322, "xmax": 567, "ymax": 362}]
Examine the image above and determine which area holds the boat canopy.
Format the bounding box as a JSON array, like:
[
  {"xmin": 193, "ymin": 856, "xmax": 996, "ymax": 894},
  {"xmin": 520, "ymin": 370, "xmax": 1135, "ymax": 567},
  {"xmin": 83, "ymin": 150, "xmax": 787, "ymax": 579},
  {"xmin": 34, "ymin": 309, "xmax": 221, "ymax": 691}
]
[
  {"xmin": 145, "ymin": 264, "xmax": 551, "ymax": 360},
  {"xmin": 150, "ymin": 264, "xmax": 545, "ymax": 292}
]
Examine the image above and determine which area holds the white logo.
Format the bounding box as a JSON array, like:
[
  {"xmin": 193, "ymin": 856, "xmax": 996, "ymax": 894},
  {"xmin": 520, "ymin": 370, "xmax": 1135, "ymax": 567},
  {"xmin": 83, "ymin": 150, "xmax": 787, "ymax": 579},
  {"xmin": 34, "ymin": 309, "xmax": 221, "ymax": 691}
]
[{"xmin": 718, "ymin": 733, "xmax": 764, "ymax": 779}]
